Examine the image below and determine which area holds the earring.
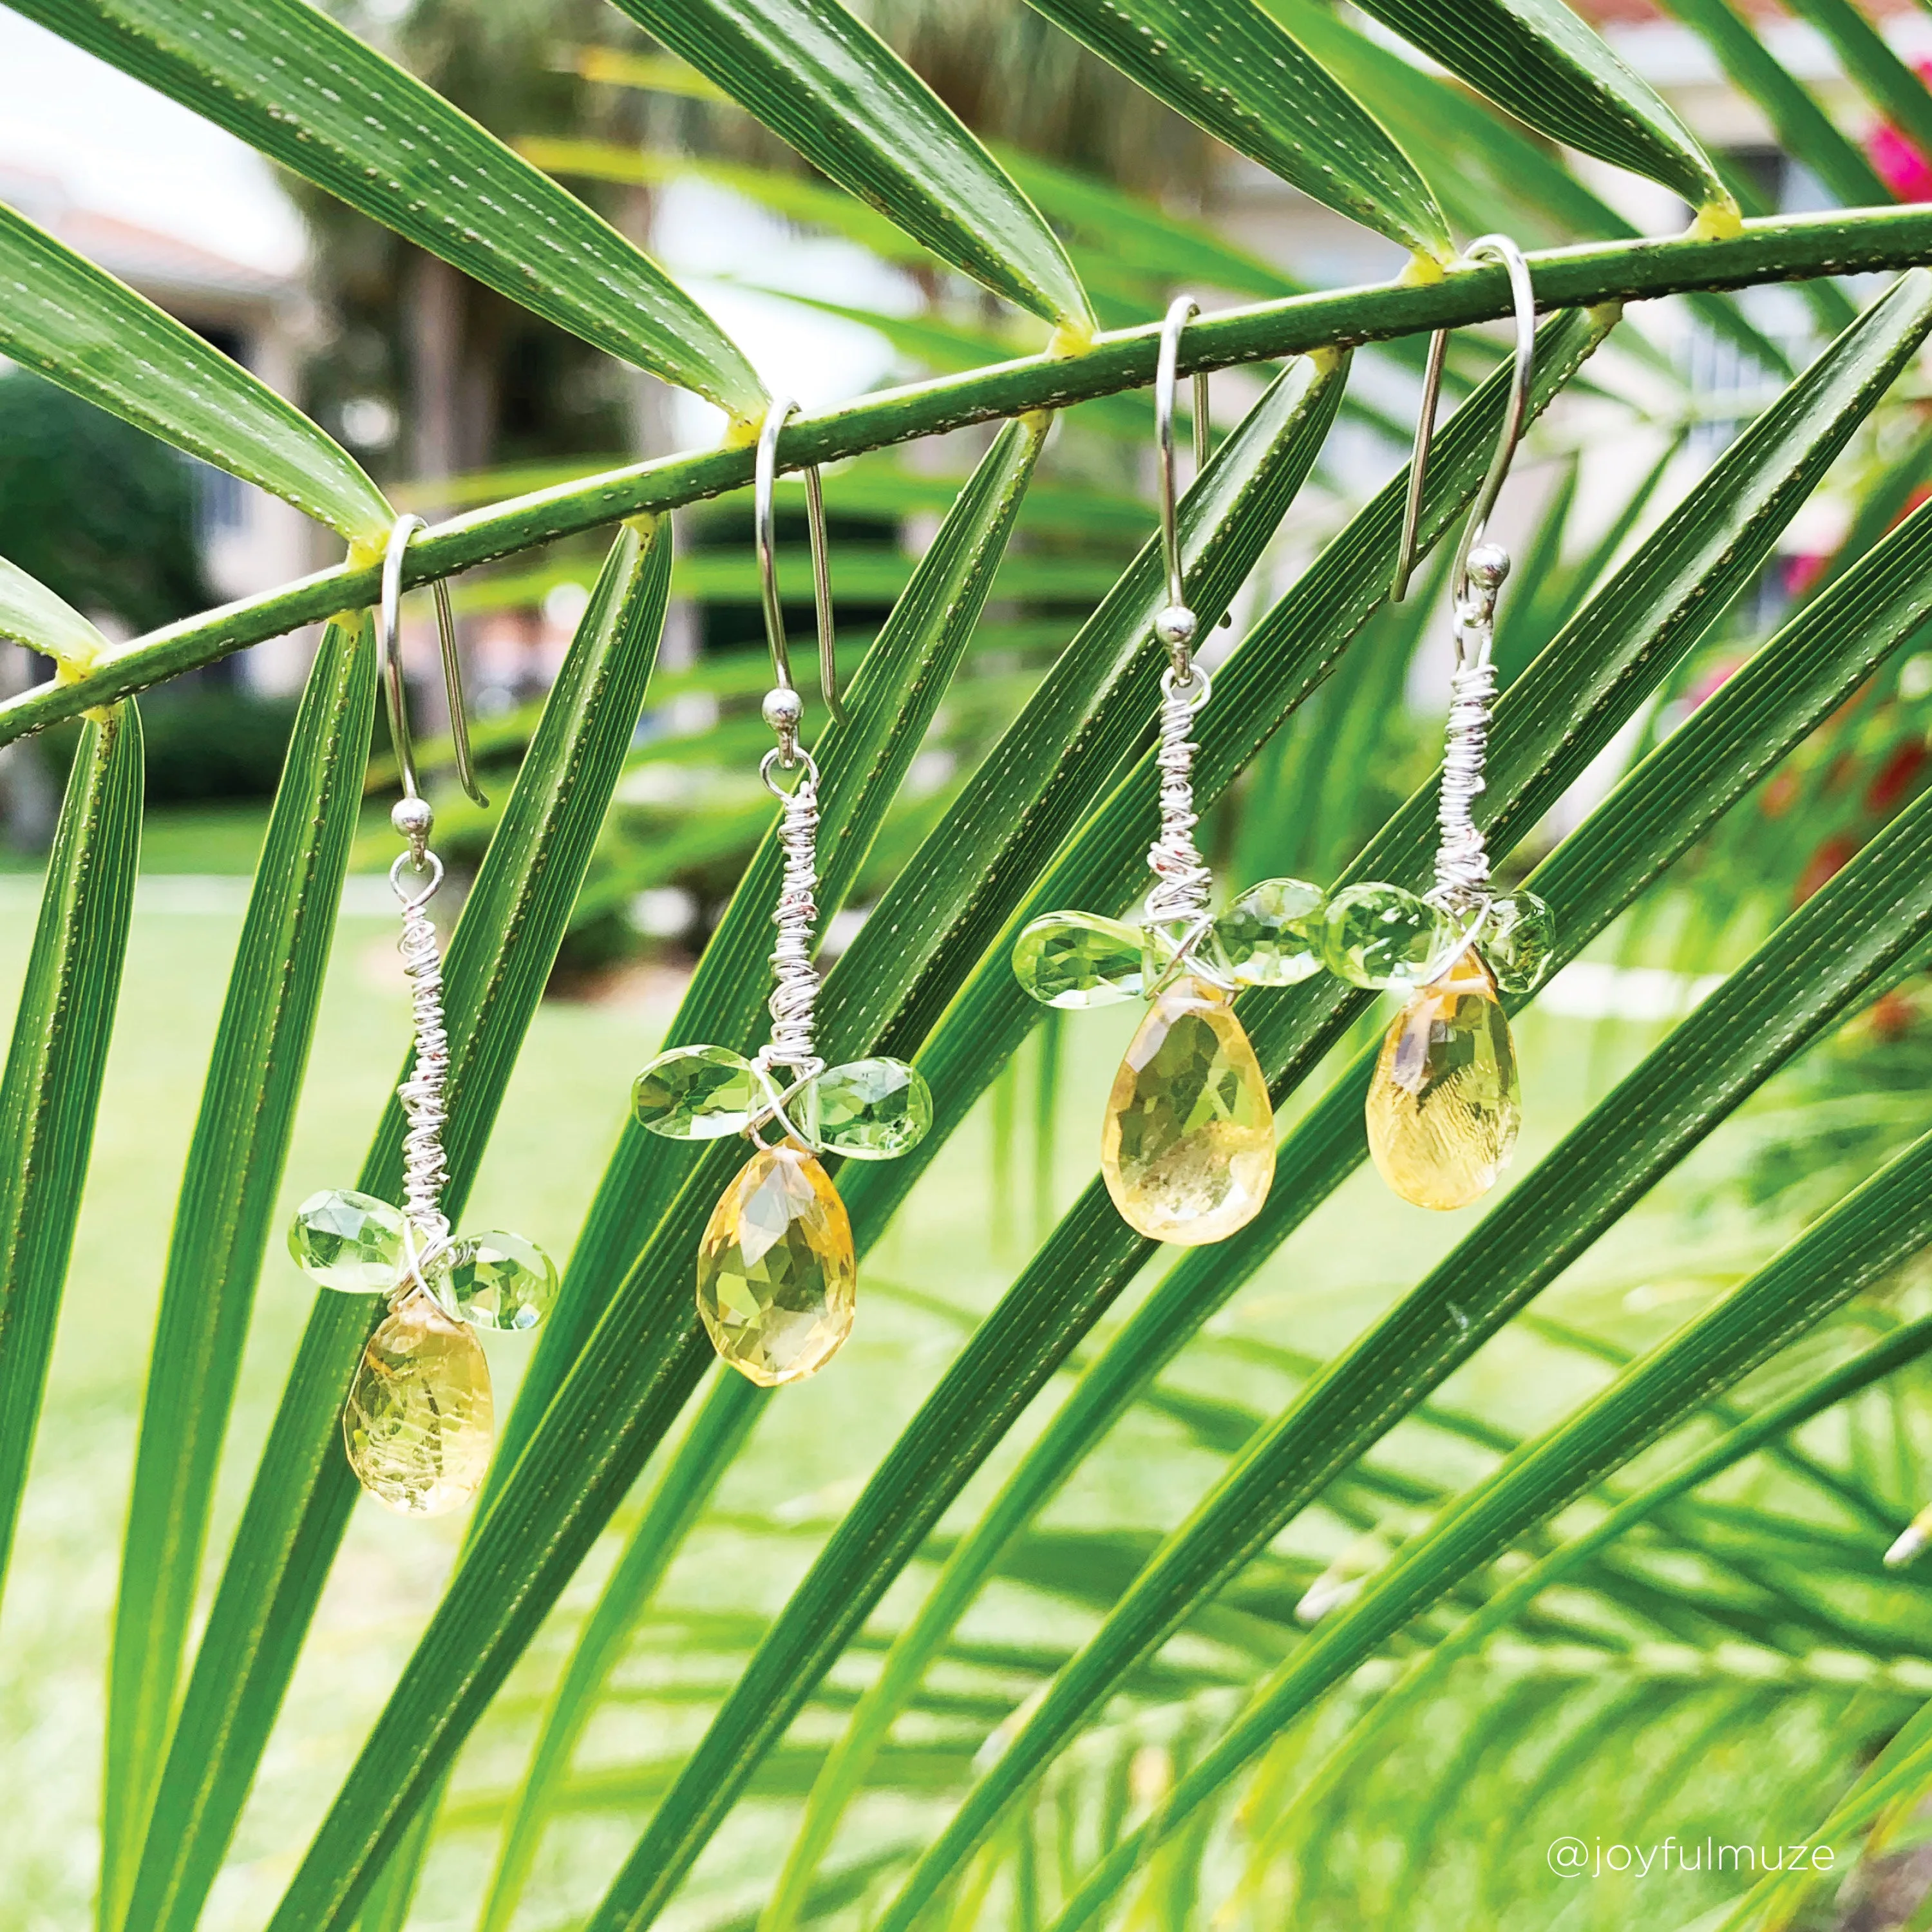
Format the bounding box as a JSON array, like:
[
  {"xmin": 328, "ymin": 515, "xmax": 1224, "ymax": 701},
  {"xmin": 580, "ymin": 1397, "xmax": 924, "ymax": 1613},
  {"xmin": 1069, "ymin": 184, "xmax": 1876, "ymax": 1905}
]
[
  {"xmin": 630, "ymin": 401, "xmax": 932, "ymax": 1386},
  {"xmin": 288, "ymin": 515, "xmax": 557, "ymax": 1516},
  {"xmin": 1011, "ymin": 298, "xmax": 1327, "ymax": 1247},
  {"xmin": 1323, "ymin": 235, "xmax": 1555, "ymax": 1211}
]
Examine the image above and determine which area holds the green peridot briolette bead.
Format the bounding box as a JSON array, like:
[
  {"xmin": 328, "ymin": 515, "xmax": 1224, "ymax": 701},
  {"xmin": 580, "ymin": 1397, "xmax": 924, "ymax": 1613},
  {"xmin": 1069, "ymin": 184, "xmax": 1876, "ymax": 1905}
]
[
  {"xmin": 432, "ymin": 1231, "xmax": 558, "ymax": 1331},
  {"xmin": 1320, "ymin": 882, "xmax": 1454, "ymax": 992},
  {"xmin": 806, "ymin": 1057, "xmax": 933, "ymax": 1160},
  {"xmin": 1482, "ymin": 890, "xmax": 1557, "ymax": 993},
  {"xmin": 1217, "ymin": 876, "xmax": 1326, "ymax": 986},
  {"xmin": 1012, "ymin": 912, "xmax": 1144, "ymax": 1009},
  {"xmin": 289, "ymin": 1188, "xmax": 406, "ymax": 1293},
  {"xmin": 633, "ymin": 1043, "xmax": 768, "ymax": 1139}
]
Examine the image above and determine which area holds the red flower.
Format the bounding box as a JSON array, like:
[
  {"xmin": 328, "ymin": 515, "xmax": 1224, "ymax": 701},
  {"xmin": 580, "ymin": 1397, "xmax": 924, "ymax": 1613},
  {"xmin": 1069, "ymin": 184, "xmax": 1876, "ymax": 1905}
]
[{"xmin": 1868, "ymin": 57, "xmax": 1932, "ymax": 198}]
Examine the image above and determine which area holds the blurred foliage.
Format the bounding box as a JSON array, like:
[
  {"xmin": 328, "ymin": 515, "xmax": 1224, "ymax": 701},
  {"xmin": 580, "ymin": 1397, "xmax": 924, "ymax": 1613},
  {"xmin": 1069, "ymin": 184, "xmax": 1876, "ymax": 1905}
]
[{"xmin": 0, "ymin": 372, "xmax": 213, "ymax": 635}]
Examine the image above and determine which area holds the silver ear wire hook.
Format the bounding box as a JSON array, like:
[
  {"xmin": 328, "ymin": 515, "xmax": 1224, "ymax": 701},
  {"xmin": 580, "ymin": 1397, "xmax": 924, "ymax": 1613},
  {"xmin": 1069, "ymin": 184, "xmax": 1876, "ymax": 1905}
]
[
  {"xmin": 379, "ymin": 513, "xmax": 487, "ymax": 810},
  {"xmin": 754, "ymin": 398, "xmax": 841, "ymax": 756},
  {"xmin": 1391, "ymin": 234, "xmax": 1538, "ymax": 603},
  {"xmin": 1154, "ymin": 295, "xmax": 1207, "ymax": 620}
]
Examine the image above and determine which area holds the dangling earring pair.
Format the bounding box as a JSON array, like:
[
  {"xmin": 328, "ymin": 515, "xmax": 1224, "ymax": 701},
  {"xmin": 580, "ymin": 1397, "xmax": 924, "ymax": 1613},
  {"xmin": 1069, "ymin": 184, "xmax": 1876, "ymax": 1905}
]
[
  {"xmin": 289, "ymin": 516, "xmax": 557, "ymax": 1517},
  {"xmin": 1014, "ymin": 243, "xmax": 1555, "ymax": 1245},
  {"xmin": 631, "ymin": 401, "xmax": 934, "ymax": 1387}
]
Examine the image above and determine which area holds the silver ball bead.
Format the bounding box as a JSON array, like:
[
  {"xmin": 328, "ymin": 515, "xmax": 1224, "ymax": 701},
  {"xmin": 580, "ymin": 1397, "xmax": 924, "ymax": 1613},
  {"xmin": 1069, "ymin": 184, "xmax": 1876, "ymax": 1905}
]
[
  {"xmin": 761, "ymin": 687, "xmax": 804, "ymax": 733},
  {"xmin": 391, "ymin": 795, "xmax": 435, "ymax": 840},
  {"xmin": 1464, "ymin": 543, "xmax": 1511, "ymax": 589},
  {"xmin": 1153, "ymin": 605, "xmax": 1198, "ymax": 649}
]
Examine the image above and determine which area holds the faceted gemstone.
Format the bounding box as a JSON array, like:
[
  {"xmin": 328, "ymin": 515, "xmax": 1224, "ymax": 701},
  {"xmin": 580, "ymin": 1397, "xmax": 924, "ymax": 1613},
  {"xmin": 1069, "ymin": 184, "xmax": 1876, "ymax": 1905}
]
[
  {"xmin": 697, "ymin": 1141, "xmax": 857, "ymax": 1385},
  {"xmin": 289, "ymin": 1188, "xmax": 404, "ymax": 1293},
  {"xmin": 342, "ymin": 1293, "xmax": 495, "ymax": 1515},
  {"xmin": 1366, "ymin": 950, "xmax": 1520, "ymax": 1211},
  {"xmin": 1321, "ymin": 882, "xmax": 1454, "ymax": 992},
  {"xmin": 1141, "ymin": 916, "xmax": 1234, "ymax": 990},
  {"xmin": 806, "ymin": 1057, "xmax": 932, "ymax": 1160},
  {"xmin": 633, "ymin": 1045, "xmax": 770, "ymax": 1139},
  {"xmin": 1012, "ymin": 911, "xmax": 1144, "ymax": 1009},
  {"xmin": 1217, "ymin": 876, "xmax": 1326, "ymax": 986},
  {"xmin": 433, "ymin": 1230, "xmax": 557, "ymax": 1331},
  {"xmin": 1101, "ymin": 976, "xmax": 1274, "ymax": 1245},
  {"xmin": 1482, "ymin": 891, "xmax": 1556, "ymax": 993}
]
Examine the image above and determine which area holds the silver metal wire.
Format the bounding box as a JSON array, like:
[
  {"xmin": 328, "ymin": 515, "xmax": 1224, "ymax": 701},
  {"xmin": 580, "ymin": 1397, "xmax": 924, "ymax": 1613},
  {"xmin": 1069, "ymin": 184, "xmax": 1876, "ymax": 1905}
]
[
  {"xmin": 1154, "ymin": 296, "xmax": 1209, "ymax": 616},
  {"xmin": 1143, "ymin": 665, "xmax": 1214, "ymax": 925},
  {"xmin": 379, "ymin": 513, "xmax": 487, "ymax": 807},
  {"xmin": 1388, "ymin": 238, "xmax": 1533, "ymax": 918},
  {"xmin": 1427, "ymin": 515, "xmax": 1511, "ymax": 913},
  {"xmin": 1391, "ymin": 236, "xmax": 1538, "ymax": 603},
  {"xmin": 389, "ymin": 847, "xmax": 453, "ymax": 1274},
  {"xmin": 754, "ymin": 399, "xmax": 842, "ymax": 732},
  {"xmin": 755, "ymin": 748, "xmax": 825, "ymax": 1080},
  {"xmin": 1432, "ymin": 650, "xmax": 1499, "ymax": 906}
]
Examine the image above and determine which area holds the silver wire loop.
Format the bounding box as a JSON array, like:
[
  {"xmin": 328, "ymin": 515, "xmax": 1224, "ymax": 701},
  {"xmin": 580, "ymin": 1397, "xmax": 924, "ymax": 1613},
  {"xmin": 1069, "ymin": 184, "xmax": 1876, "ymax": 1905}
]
[
  {"xmin": 1154, "ymin": 295, "xmax": 1209, "ymax": 619},
  {"xmin": 1159, "ymin": 662, "xmax": 1212, "ymax": 710},
  {"xmin": 388, "ymin": 847, "xmax": 445, "ymax": 909},
  {"xmin": 742, "ymin": 1067, "xmax": 819, "ymax": 1151},
  {"xmin": 1144, "ymin": 911, "xmax": 1238, "ymax": 998},
  {"xmin": 1398, "ymin": 242, "xmax": 1532, "ymax": 913},
  {"xmin": 378, "ymin": 513, "xmax": 487, "ymax": 809},
  {"xmin": 1391, "ymin": 235, "xmax": 1537, "ymax": 603},
  {"xmin": 754, "ymin": 398, "xmax": 842, "ymax": 750},
  {"xmin": 759, "ymin": 746, "xmax": 821, "ymax": 800}
]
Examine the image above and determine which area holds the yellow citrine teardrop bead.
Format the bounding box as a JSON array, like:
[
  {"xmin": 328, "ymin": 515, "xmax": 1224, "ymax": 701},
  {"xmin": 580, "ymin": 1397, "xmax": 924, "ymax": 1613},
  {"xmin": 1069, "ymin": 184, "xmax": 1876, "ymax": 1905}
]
[
  {"xmin": 1366, "ymin": 949, "xmax": 1520, "ymax": 1211},
  {"xmin": 1101, "ymin": 976, "xmax": 1274, "ymax": 1245},
  {"xmin": 698, "ymin": 1139, "xmax": 857, "ymax": 1386},
  {"xmin": 343, "ymin": 1292, "xmax": 494, "ymax": 1516}
]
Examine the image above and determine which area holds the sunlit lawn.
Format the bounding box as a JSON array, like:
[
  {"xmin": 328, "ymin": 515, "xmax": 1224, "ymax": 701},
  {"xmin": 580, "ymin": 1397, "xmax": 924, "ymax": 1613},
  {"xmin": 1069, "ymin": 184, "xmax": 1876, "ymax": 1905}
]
[{"xmin": 0, "ymin": 806, "xmax": 1772, "ymax": 1929}]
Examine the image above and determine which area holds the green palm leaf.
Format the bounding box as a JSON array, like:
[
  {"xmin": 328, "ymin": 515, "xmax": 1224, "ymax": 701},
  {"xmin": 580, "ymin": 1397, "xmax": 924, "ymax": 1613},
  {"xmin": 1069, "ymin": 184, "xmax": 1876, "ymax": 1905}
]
[
  {"xmin": 9, "ymin": 0, "xmax": 763, "ymax": 419},
  {"xmin": 99, "ymin": 616, "xmax": 379, "ymax": 1931},
  {"xmin": 1261, "ymin": 0, "xmax": 1794, "ymax": 370},
  {"xmin": 603, "ymin": 0, "xmax": 1093, "ymax": 335},
  {"xmin": 115, "ymin": 526, "xmax": 673, "ymax": 1932},
  {"xmin": 0, "ymin": 5, "xmax": 1928, "ymax": 1917},
  {"xmin": 854, "ymin": 267, "xmax": 1932, "ymax": 1931},
  {"xmin": 566, "ymin": 312, "xmax": 1613, "ymax": 1932},
  {"xmin": 1023, "ymin": 0, "xmax": 1453, "ymax": 264},
  {"xmin": 249, "ymin": 365, "xmax": 1345, "ymax": 1932},
  {"xmin": 1781, "ymin": 0, "xmax": 1932, "ymax": 167},
  {"xmin": 10, "ymin": 213, "xmax": 1932, "ymax": 732},
  {"xmin": 761, "ymin": 451, "xmax": 1932, "ymax": 1925},
  {"xmin": 473, "ymin": 1373, "xmax": 766, "ymax": 1932},
  {"xmin": 356, "ymin": 412, "xmax": 1055, "ymax": 1930},
  {"xmin": 1046, "ymin": 1105, "xmax": 1932, "ymax": 1929},
  {"xmin": 1656, "ymin": 0, "xmax": 1891, "ymax": 210},
  {"xmin": 1276, "ymin": 1312, "xmax": 1932, "ymax": 1854},
  {"xmin": 0, "ymin": 554, "xmax": 110, "ymax": 668},
  {"xmin": 1349, "ymin": 0, "xmax": 1735, "ymax": 227},
  {"xmin": 0, "ymin": 705, "xmax": 142, "ymax": 1599},
  {"xmin": 0, "ymin": 204, "xmax": 392, "ymax": 545},
  {"xmin": 511, "ymin": 358, "xmax": 1341, "ymax": 1461}
]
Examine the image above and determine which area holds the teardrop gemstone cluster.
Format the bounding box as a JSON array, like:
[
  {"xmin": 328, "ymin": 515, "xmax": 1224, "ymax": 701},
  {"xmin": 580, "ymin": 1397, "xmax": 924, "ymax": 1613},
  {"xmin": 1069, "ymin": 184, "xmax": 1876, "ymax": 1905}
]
[{"xmin": 290, "ymin": 1187, "xmax": 555, "ymax": 1515}]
